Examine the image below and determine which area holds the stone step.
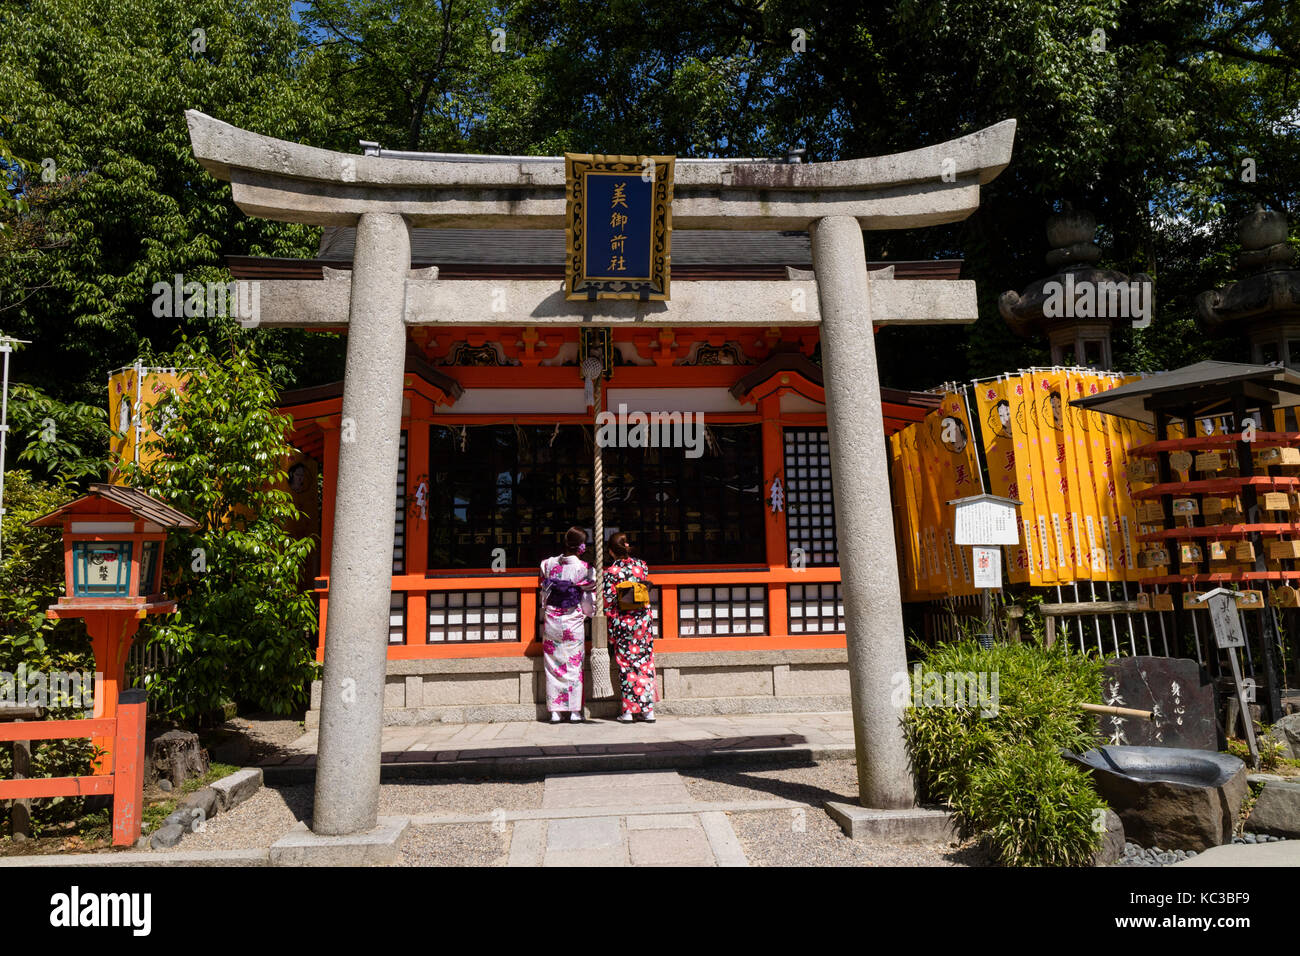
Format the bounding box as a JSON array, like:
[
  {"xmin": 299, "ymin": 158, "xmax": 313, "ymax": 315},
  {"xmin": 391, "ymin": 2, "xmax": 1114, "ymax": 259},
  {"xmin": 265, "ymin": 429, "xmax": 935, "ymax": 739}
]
[{"xmin": 261, "ymin": 739, "xmax": 854, "ymax": 783}]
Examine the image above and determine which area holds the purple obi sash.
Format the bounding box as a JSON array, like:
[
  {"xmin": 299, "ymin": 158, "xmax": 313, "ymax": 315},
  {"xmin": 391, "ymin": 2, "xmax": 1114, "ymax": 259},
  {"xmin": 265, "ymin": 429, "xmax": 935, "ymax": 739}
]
[{"xmin": 545, "ymin": 579, "xmax": 584, "ymax": 611}]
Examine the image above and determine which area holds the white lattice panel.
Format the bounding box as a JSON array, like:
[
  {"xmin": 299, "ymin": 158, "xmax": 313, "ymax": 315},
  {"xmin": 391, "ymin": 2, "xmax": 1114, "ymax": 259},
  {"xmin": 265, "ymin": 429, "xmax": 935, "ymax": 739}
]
[
  {"xmin": 677, "ymin": 585, "xmax": 767, "ymax": 637},
  {"xmin": 428, "ymin": 590, "xmax": 520, "ymax": 642}
]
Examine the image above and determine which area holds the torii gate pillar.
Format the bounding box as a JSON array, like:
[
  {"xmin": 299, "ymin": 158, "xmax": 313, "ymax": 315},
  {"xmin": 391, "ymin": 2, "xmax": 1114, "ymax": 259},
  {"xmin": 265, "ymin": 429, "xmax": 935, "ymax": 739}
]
[
  {"xmin": 811, "ymin": 216, "xmax": 914, "ymax": 808},
  {"xmin": 313, "ymin": 213, "xmax": 411, "ymax": 834}
]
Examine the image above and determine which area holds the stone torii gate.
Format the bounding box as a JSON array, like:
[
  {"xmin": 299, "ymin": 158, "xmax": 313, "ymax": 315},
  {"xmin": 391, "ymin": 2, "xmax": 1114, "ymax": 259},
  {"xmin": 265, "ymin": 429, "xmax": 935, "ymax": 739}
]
[{"xmin": 186, "ymin": 111, "xmax": 1016, "ymax": 841}]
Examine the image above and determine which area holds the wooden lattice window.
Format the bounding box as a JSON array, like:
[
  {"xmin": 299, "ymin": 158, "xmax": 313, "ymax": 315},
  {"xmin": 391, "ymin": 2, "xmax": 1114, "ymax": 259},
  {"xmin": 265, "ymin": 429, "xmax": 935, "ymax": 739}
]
[
  {"xmin": 388, "ymin": 591, "xmax": 406, "ymax": 645},
  {"xmin": 783, "ymin": 428, "xmax": 838, "ymax": 566},
  {"xmin": 788, "ymin": 583, "xmax": 844, "ymax": 634},
  {"xmin": 427, "ymin": 425, "xmax": 593, "ymax": 569},
  {"xmin": 602, "ymin": 424, "xmax": 765, "ymax": 565},
  {"xmin": 678, "ymin": 585, "xmax": 767, "ymax": 637},
  {"xmin": 393, "ymin": 430, "xmax": 407, "ymax": 573}
]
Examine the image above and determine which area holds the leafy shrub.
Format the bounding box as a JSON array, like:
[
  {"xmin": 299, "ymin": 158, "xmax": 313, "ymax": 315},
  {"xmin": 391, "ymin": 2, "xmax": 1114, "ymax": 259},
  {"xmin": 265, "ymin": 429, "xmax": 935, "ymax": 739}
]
[
  {"xmin": 902, "ymin": 638, "xmax": 1109, "ymax": 866},
  {"xmin": 0, "ymin": 469, "xmax": 75, "ymax": 662},
  {"xmin": 122, "ymin": 338, "xmax": 319, "ymax": 719},
  {"xmin": 0, "ymin": 469, "xmax": 98, "ymax": 834},
  {"xmin": 8, "ymin": 383, "xmax": 109, "ymax": 484},
  {"xmin": 962, "ymin": 740, "xmax": 1110, "ymax": 866},
  {"xmin": 1226, "ymin": 733, "xmax": 1287, "ymax": 771}
]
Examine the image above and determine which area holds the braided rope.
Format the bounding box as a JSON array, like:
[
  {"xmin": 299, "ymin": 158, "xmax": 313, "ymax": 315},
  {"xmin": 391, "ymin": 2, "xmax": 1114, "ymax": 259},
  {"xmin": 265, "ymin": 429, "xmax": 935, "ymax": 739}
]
[
  {"xmin": 584, "ymin": 344, "xmax": 614, "ymax": 698},
  {"xmin": 593, "ymin": 374, "xmax": 604, "ymax": 617}
]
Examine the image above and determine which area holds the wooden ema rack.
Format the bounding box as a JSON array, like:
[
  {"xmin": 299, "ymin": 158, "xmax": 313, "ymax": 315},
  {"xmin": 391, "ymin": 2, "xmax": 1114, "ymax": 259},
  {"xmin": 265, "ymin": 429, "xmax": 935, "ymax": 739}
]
[
  {"xmin": 1130, "ymin": 431, "xmax": 1300, "ymax": 606},
  {"xmin": 1131, "ymin": 432, "xmax": 1300, "ymax": 455}
]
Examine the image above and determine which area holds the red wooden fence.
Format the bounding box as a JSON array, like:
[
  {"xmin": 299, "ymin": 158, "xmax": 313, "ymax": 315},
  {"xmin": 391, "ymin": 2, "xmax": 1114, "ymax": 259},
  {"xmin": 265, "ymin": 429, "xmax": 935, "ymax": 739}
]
[{"xmin": 0, "ymin": 689, "xmax": 147, "ymax": 847}]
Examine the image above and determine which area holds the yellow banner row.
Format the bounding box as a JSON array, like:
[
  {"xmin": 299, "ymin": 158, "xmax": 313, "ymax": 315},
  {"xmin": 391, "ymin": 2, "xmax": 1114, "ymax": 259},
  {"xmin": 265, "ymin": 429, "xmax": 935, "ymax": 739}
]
[
  {"xmin": 107, "ymin": 366, "xmax": 191, "ymax": 483},
  {"xmin": 890, "ymin": 390, "xmax": 984, "ymax": 599},
  {"xmin": 889, "ymin": 370, "xmax": 1184, "ymax": 599}
]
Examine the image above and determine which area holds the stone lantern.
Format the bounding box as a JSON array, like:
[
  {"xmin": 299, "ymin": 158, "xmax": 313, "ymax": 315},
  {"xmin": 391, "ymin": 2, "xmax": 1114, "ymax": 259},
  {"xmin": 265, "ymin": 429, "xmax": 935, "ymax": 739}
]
[
  {"xmin": 999, "ymin": 208, "xmax": 1154, "ymax": 370},
  {"xmin": 1197, "ymin": 207, "xmax": 1300, "ymax": 367},
  {"xmin": 29, "ymin": 482, "xmax": 197, "ymax": 772}
]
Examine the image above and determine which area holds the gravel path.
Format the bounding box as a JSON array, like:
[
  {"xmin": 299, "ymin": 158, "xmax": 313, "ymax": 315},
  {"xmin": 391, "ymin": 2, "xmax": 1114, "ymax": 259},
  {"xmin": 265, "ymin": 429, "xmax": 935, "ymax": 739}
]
[
  {"xmin": 730, "ymin": 808, "xmax": 990, "ymax": 867},
  {"xmin": 137, "ymin": 758, "xmax": 993, "ymax": 866},
  {"xmin": 154, "ymin": 785, "xmax": 310, "ymax": 853},
  {"xmin": 680, "ymin": 760, "xmax": 861, "ymax": 805},
  {"xmin": 379, "ymin": 779, "xmax": 545, "ymax": 816},
  {"xmin": 401, "ymin": 824, "xmax": 510, "ymax": 866},
  {"xmin": 212, "ymin": 715, "xmax": 310, "ymax": 762},
  {"xmin": 682, "ymin": 761, "xmax": 990, "ymax": 866},
  {"xmin": 147, "ymin": 777, "xmax": 544, "ymax": 854}
]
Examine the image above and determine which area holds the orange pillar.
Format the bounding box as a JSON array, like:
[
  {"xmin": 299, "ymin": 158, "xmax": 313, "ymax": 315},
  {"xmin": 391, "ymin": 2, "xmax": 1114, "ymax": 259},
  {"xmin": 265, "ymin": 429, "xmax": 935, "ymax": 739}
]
[
  {"xmin": 406, "ymin": 406, "xmax": 431, "ymax": 647},
  {"xmin": 88, "ymin": 610, "xmax": 141, "ymax": 776},
  {"xmin": 111, "ymin": 689, "xmax": 147, "ymax": 846},
  {"xmin": 761, "ymin": 395, "xmax": 790, "ymax": 637},
  {"xmin": 317, "ymin": 425, "xmax": 340, "ymax": 662}
]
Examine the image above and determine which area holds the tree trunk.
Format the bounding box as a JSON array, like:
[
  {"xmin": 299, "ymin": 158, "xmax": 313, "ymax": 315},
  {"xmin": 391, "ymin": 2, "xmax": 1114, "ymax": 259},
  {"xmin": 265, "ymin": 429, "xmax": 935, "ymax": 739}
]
[{"xmin": 148, "ymin": 729, "xmax": 209, "ymax": 787}]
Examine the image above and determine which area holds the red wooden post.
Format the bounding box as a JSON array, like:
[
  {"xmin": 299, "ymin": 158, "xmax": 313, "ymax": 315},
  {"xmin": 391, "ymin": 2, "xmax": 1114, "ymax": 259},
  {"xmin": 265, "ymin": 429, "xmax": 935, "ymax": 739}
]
[
  {"xmin": 406, "ymin": 403, "xmax": 431, "ymax": 648},
  {"xmin": 87, "ymin": 610, "xmax": 142, "ymax": 776},
  {"xmin": 111, "ymin": 689, "xmax": 147, "ymax": 847}
]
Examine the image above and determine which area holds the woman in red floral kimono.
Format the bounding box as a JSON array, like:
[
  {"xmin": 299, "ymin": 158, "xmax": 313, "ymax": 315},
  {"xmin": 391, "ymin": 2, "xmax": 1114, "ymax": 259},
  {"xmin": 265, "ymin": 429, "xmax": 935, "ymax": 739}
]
[{"xmin": 602, "ymin": 533, "xmax": 657, "ymax": 722}]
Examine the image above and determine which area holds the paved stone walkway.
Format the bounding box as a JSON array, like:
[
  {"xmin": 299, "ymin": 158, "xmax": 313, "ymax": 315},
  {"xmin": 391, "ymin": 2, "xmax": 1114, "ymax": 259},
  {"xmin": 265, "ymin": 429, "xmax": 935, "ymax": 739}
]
[
  {"xmin": 263, "ymin": 712, "xmax": 856, "ymax": 779},
  {"xmin": 503, "ymin": 771, "xmax": 751, "ymax": 867}
]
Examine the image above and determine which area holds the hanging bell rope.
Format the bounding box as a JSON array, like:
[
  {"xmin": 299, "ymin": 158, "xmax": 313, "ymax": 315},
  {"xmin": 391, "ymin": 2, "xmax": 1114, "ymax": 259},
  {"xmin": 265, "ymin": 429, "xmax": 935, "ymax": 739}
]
[{"xmin": 584, "ymin": 350, "xmax": 615, "ymax": 700}]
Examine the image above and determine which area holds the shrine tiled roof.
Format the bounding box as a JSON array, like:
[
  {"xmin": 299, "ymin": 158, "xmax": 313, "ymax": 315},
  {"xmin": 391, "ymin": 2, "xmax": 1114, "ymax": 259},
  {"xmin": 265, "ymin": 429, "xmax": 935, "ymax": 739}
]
[
  {"xmin": 227, "ymin": 229, "xmax": 962, "ymax": 281},
  {"xmin": 1071, "ymin": 360, "xmax": 1300, "ymax": 424}
]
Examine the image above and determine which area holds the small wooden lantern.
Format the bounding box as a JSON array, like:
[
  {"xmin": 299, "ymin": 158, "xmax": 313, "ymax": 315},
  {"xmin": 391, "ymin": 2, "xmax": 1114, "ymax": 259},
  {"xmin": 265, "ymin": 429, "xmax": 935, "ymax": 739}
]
[{"xmin": 30, "ymin": 483, "xmax": 196, "ymax": 613}]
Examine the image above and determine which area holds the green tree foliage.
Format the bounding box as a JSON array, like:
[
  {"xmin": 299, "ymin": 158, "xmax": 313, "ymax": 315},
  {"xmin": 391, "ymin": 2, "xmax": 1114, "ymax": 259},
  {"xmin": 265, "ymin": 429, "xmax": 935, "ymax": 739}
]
[
  {"xmin": 0, "ymin": 470, "xmax": 86, "ymax": 664},
  {"xmin": 505, "ymin": 0, "xmax": 1298, "ymax": 385},
  {"xmin": 0, "ymin": 0, "xmax": 342, "ymax": 405},
  {"xmin": 301, "ymin": 0, "xmax": 543, "ymax": 154},
  {"xmin": 5, "ymin": 0, "xmax": 1295, "ymax": 401},
  {"xmin": 122, "ymin": 338, "xmax": 318, "ymax": 719},
  {"xmin": 8, "ymin": 381, "xmax": 109, "ymax": 485}
]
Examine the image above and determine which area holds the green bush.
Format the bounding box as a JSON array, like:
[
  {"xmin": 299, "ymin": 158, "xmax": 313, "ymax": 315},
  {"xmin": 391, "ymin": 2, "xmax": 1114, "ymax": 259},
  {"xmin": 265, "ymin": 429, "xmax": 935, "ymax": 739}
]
[
  {"xmin": 0, "ymin": 469, "xmax": 99, "ymax": 835},
  {"xmin": 1226, "ymin": 733, "xmax": 1287, "ymax": 771},
  {"xmin": 962, "ymin": 740, "xmax": 1111, "ymax": 866},
  {"xmin": 123, "ymin": 337, "xmax": 319, "ymax": 720},
  {"xmin": 902, "ymin": 638, "xmax": 1109, "ymax": 866}
]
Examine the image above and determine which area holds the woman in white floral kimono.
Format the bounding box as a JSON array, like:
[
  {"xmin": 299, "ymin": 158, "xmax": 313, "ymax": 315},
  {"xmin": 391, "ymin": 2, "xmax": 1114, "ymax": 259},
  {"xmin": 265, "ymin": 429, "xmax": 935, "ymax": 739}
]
[{"xmin": 538, "ymin": 527, "xmax": 597, "ymax": 723}]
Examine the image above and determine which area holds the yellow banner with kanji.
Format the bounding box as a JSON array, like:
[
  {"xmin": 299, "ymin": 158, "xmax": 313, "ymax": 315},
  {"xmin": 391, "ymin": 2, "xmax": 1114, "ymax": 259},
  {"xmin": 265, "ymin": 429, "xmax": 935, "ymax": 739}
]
[
  {"xmin": 108, "ymin": 367, "xmax": 191, "ymax": 484},
  {"xmin": 973, "ymin": 376, "xmax": 1035, "ymax": 584},
  {"xmin": 888, "ymin": 390, "xmax": 983, "ymax": 599}
]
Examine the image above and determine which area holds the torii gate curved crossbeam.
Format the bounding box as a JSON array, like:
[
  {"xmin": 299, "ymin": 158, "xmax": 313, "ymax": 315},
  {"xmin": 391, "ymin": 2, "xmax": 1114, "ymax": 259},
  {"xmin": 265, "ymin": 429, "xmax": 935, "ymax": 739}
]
[{"xmin": 187, "ymin": 110, "xmax": 1014, "ymax": 230}]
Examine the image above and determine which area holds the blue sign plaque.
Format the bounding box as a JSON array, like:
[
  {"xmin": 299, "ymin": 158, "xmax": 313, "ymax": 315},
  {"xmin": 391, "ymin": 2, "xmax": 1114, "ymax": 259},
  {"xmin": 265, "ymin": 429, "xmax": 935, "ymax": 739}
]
[{"xmin": 565, "ymin": 154, "xmax": 674, "ymax": 300}]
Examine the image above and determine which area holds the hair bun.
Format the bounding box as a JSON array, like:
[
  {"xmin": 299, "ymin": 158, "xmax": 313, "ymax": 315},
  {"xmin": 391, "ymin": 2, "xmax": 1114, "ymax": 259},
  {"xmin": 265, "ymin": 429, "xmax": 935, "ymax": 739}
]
[{"xmin": 563, "ymin": 525, "xmax": 588, "ymax": 555}]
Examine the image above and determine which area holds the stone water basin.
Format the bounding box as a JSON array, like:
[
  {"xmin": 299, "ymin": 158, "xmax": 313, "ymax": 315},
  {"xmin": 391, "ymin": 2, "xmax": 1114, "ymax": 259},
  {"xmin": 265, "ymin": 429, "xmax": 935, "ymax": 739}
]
[{"xmin": 1066, "ymin": 745, "xmax": 1247, "ymax": 851}]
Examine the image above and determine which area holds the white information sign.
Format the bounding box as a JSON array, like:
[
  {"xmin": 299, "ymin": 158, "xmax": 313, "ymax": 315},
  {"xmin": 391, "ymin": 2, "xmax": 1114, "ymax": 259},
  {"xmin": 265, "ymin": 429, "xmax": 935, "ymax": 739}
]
[
  {"xmin": 1201, "ymin": 588, "xmax": 1245, "ymax": 649},
  {"xmin": 972, "ymin": 546, "xmax": 1001, "ymax": 588},
  {"xmin": 951, "ymin": 495, "xmax": 1021, "ymax": 546}
]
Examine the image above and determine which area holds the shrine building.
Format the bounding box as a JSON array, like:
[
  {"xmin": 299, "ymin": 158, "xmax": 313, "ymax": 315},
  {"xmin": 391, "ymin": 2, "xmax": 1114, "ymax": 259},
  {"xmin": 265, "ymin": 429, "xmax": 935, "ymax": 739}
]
[{"xmin": 232, "ymin": 230, "xmax": 953, "ymax": 724}]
